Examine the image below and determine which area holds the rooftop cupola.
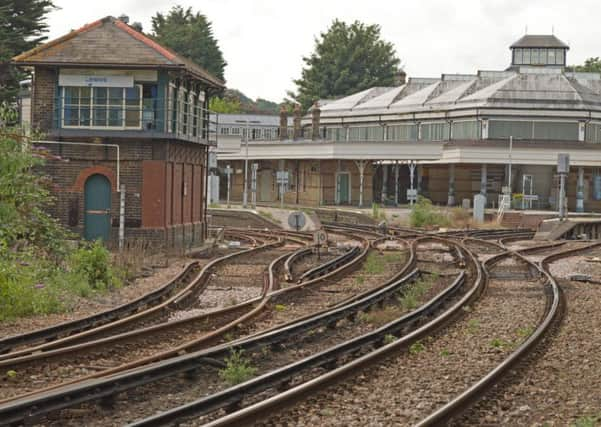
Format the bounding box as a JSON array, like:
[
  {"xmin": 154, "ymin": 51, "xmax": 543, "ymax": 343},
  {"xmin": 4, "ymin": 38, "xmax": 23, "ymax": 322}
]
[{"xmin": 509, "ymin": 34, "xmax": 569, "ymax": 68}]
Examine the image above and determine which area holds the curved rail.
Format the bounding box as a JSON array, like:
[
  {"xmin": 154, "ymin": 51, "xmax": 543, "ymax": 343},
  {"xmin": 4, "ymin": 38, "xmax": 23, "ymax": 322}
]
[
  {"xmin": 0, "ymin": 240, "xmax": 283, "ymax": 362},
  {"xmin": 414, "ymin": 242, "xmax": 598, "ymax": 425},
  {"xmin": 129, "ymin": 237, "xmax": 482, "ymax": 427}
]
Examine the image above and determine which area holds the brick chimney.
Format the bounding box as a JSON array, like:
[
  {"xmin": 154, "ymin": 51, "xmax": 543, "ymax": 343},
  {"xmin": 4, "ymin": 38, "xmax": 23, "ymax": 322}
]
[
  {"xmin": 293, "ymin": 104, "xmax": 302, "ymax": 140},
  {"xmin": 394, "ymin": 69, "xmax": 407, "ymax": 86},
  {"xmin": 279, "ymin": 105, "xmax": 288, "ymax": 141},
  {"xmin": 311, "ymin": 101, "xmax": 321, "ymax": 141}
]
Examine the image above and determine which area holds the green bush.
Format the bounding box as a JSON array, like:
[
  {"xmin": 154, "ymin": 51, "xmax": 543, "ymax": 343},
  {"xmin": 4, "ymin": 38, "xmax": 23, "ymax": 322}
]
[
  {"xmin": 69, "ymin": 241, "xmax": 122, "ymax": 290},
  {"xmin": 409, "ymin": 197, "xmax": 450, "ymax": 228},
  {"xmin": 218, "ymin": 349, "xmax": 257, "ymax": 386},
  {"xmin": 0, "ymin": 122, "xmax": 122, "ymax": 320}
]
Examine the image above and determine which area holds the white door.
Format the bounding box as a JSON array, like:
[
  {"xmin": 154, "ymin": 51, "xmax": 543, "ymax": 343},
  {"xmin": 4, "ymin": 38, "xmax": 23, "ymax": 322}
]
[{"xmin": 259, "ymin": 170, "xmax": 273, "ymax": 202}]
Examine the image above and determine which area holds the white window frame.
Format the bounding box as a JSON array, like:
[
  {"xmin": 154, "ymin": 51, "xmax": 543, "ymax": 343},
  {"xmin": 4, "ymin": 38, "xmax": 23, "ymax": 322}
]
[{"xmin": 61, "ymin": 85, "xmax": 143, "ymax": 130}]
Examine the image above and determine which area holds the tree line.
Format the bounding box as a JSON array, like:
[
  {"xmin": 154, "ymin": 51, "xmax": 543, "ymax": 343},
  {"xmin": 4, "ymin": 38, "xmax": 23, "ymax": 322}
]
[{"xmin": 2, "ymin": 2, "xmax": 601, "ymax": 116}]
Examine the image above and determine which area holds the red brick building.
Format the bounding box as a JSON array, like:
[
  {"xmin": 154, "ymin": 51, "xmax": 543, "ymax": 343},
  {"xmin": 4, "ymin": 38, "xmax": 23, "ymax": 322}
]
[{"xmin": 12, "ymin": 16, "xmax": 224, "ymax": 249}]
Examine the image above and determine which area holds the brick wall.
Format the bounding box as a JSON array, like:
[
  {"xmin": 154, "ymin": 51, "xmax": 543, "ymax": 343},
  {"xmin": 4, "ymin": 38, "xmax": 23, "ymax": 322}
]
[{"xmin": 31, "ymin": 66, "xmax": 56, "ymax": 131}]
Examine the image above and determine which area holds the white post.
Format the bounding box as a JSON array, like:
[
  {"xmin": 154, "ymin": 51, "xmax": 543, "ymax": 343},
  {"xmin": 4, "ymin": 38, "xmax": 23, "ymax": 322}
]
[
  {"xmin": 559, "ymin": 173, "xmax": 566, "ymax": 220},
  {"xmin": 409, "ymin": 161, "xmax": 416, "ymax": 205},
  {"xmin": 381, "ymin": 163, "xmax": 388, "ymax": 204},
  {"xmin": 355, "ymin": 160, "xmax": 366, "ymax": 208},
  {"xmin": 576, "ymin": 167, "xmax": 584, "ymax": 213},
  {"xmin": 243, "ymin": 121, "xmax": 249, "ymax": 208},
  {"xmin": 226, "ymin": 164, "xmax": 231, "ymax": 208},
  {"xmin": 508, "ymin": 136, "xmax": 513, "ymax": 193},
  {"xmin": 119, "ymin": 184, "xmax": 125, "ymax": 251},
  {"xmin": 480, "ymin": 163, "xmax": 487, "ymax": 197},
  {"xmin": 394, "ymin": 161, "xmax": 399, "ymax": 206},
  {"xmin": 447, "ymin": 163, "xmax": 455, "ymax": 206},
  {"xmin": 251, "ymin": 163, "xmax": 258, "ymax": 209}
]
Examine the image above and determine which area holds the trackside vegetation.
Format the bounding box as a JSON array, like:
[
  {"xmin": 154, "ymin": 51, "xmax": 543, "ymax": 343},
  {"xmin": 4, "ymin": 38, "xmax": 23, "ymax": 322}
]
[{"xmin": 0, "ymin": 114, "xmax": 123, "ymax": 320}]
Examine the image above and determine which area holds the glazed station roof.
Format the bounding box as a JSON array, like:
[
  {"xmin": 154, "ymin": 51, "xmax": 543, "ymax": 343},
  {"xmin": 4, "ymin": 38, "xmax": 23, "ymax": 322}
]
[{"xmin": 317, "ymin": 69, "xmax": 601, "ymax": 118}]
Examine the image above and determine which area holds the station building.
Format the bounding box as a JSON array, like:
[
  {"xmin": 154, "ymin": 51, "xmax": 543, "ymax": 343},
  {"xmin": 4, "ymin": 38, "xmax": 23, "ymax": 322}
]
[
  {"xmin": 218, "ymin": 35, "xmax": 601, "ymax": 213},
  {"xmin": 13, "ymin": 16, "xmax": 224, "ymax": 248}
]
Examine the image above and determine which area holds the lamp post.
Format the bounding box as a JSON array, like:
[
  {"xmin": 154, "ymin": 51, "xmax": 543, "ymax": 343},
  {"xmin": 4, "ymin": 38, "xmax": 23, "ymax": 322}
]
[{"xmin": 235, "ymin": 119, "xmax": 261, "ymax": 208}]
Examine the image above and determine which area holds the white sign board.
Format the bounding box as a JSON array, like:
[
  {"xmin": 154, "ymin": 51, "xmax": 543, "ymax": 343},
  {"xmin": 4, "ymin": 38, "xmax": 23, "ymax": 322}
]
[
  {"xmin": 557, "ymin": 153, "xmax": 570, "ymax": 174},
  {"xmin": 314, "ymin": 230, "xmax": 328, "ymax": 246},
  {"xmin": 224, "ymin": 166, "xmax": 233, "ymax": 175},
  {"xmin": 58, "ymin": 74, "xmax": 134, "ymax": 88},
  {"xmin": 406, "ymin": 188, "xmax": 418, "ymax": 201},
  {"xmin": 277, "ymin": 171, "xmax": 289, "ymax": 184}
]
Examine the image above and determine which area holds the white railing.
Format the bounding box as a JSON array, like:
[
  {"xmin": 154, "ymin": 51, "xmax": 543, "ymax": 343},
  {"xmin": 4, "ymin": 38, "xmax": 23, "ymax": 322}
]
[{"xmin": 497, "ymin": 194, "xmax": 510, "ymax": 223}]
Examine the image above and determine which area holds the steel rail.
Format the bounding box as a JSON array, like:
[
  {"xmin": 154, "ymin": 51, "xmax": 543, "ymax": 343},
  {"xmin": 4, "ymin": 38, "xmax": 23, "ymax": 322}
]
[
  {"xmin": 0, "ymin": 240, "xmax": 284, "ymax": 362},
  {"xmin": 283, "ymin": 247, "xmax": 313, "ymax": 282},
  {"xmin": 415, "ymin": 242, "xmax": 601, "ymax": 426},
  {"xmin": 0, "ymin": 261, "xmax": 201, "ymax": 355},
  {"xmin": 297, "ymin": 246, "xmax": 360, "ymax": 282},
  {"xmin": 164, "ymin": 237, "xmax": 482, "ymax": 427},
  {"xmin": 0, "ymin": 236, "xmax": 369, "ymax": 416}
]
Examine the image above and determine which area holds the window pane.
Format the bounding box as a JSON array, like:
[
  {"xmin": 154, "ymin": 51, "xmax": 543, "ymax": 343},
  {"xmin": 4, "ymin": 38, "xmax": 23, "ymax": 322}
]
[
  {"xmin": 548, "ymin": 49, "xmax": 555, "ymax": 65},
  {"xmin": 523, "ymin": 49, "xmax": 531, "ymax": 64},
  {"xmin": 531, "ymin": 48, "xmax": 539, "ymax": 64},
  {"xmin": 108, "ymin": 107, "xmax": 121, "ymax": 126},
  {"xmin": 489, "ymin": 120, "xmax": 531, "ymax": 139},
  {"xmin": 514, "ymin": 49, "xmax": 522, "ymax": 64},
  {"xmin": 80, "ymin": 87, "xmax": 91, "ymax": 104},
  {"xmin": 556, "ymin": 49, "xmax": 564, "ymax": 65},
  {"xmin": 533, "ymin": 122, "xmax": 578, "ymax": 140},
  {"xmin": 80, "ymin": 106, "xmax": 91, "ymax": 126},
  {"xmin": 108, "ymin": 87, "xmax": 123, "ymax": 106},
  {"xmin": 63, "ymin": 87, "xmax": 79, "ymax": 104},
  {"xmin": 64, "ymin": 106, "xmax": 79, "ymax": 126},
  {"xmin": 94, "ymin": 87, "xmax": 107, "ymax": 105}
]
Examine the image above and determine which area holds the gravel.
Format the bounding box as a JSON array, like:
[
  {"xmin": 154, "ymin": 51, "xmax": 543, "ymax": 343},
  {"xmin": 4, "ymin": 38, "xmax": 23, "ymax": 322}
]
[
  {"xmin": 258, "ymin": 260, "xmax": 546, "ymax": 426},
  {"xmin": 456, "ymin": 252, "xmax": 601, "ymax": 426}
]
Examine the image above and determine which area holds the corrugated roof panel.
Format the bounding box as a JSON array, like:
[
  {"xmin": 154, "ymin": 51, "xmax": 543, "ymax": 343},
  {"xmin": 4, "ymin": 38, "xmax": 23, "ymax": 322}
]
[
  {"xmin": 389, "ymin": 81, "xmax": 441, "ymax": 107},
  {"xmin": 353, "ymin": 86, "xmax": 406, "ymax": 109}
]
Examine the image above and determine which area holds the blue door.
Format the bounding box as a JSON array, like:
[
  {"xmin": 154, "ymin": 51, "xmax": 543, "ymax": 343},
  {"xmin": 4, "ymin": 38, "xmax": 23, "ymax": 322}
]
[{"xmin": 84, "ymin": 174, "xmax": 111, "ymax": 241}]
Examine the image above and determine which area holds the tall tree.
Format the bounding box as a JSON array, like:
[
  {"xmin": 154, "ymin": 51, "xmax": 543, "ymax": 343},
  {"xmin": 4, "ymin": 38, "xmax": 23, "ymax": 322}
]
[
  {"xmin": 566, "ymin": 57, "xmax": 601, "ymax": 73},
  {"xmin": 291, "ymin": 20, "xmax": 401, "ymax": 111},
  {"xmin": 0, "ymin": 0, "xmax": 56, "ymax": 104},
  {"xmin": 151, "ymin": 6, "xmax": 226, "ymax": 81}
]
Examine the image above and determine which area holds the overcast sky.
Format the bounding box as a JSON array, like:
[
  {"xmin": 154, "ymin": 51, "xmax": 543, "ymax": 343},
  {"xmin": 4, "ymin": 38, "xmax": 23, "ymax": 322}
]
[{"xmin": 45, "ymin": 0, "xmax": 601, "ymax": 102}]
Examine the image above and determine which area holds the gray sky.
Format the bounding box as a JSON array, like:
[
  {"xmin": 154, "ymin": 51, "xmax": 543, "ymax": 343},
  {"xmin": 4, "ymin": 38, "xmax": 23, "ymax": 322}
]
[{"xmin": 45, "ymin": 0, "xmax": 601, "ymax": 102}]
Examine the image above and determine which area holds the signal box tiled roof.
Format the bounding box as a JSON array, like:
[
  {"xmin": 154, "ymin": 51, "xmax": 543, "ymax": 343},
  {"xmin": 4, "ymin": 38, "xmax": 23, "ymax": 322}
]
[{"xmin": 12, "ymin": 16, "xmax": 224, "ymax": 88}]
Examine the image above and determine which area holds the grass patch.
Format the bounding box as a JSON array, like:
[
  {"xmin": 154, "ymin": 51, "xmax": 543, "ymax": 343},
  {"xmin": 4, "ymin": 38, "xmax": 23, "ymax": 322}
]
[
  {"xmin": 398, "ymin": 273, "xmax": 437, "ymax": 311},
  {"xmin": 274, "ymin": 304, "xmax": 286, "ymax": 312},
  {"xmin": 409, "ymin": 341, "xmax": 425, "ymax": 355},
  {"xmin": 359, "ymin": 306, "xmax": 403, "ymax": 326},
  {"xmin": 371, "ymin": 203, "xmax": 386, "ymax": 220},
  {"xmin": 409, "ymin": 197, "xmax": 450, "ymax": 229},
  {"xmin": 363, "ymin": 252, "xmax": 386, "ymax": 275},
  {"xmin": 440, "ymin": 349, "xmax": 451, "ymax": 357},
  {"xmin": 467, "ymin": 319, "xmax": 480, "ymax": 333},
  {"xmin": 258, "ymin": 210, "xmax": 279, "ymax": 223},
  {"xmin": 355, "ymin": 275, "xmax": 365, "ymax": 286},
  {"xmin": 383, "ymin": 334, "xmax": 396, "ymax": 345},
  {"xmin": 572, "ymin": 414, "xmax": 601, "ymax": 427},
  {"xmin": 218, "ymin": 349, "xmax": 257, "ymax": 386},
  {"xmin": 516, "ymin": 326, "xmax": 534, "ymax": 338},
  {"xmin": 490, "ymin": 338, "xmax": 511, "ymax": 349}
]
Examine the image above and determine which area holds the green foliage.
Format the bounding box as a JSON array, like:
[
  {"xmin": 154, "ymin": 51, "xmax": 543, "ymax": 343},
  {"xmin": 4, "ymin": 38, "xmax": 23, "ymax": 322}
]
[
  {"xmin": 516, "ymin": 326, "xmax": 534, "ymax": 338},
  {"xmin": 5, "ymin": 370, "xmax": 17, "ymax": 379},
  {"xmin": 567, "ymin": 57, "xmax": 601, "ymax": 73},
  {"xmin": 0, "ymin": 128, "xmax": 122, "ymax": 319},
  {"xmin": 571, "ymin": 414, "xmax": 601, "ymax": 427},
  {"xmin": 467, "ymin": 319, "xmax": 480, "ymax": 333},
  {"xmin": 151, "ymin": 6, "xmax": 226, "ymax": 80},
  {"xmin": 383, "ymin": 334, "xmax": 396, "ymax": 345},
  {"xmin": 409, "ymin": 341, "xmax": 425, "ymax": 355},
  {"xmin": 0, "ymin": 0, "xmax": 56, "ymax": 104},
  {"xmin": 363, "ymin": 252, "xmax": 385, "ymax": 274},
  {"xmin": 409, "ymin": 197, "xmax": 450, "ymax": 228},
  {"xmin": 209, "ymin": 97, "xmax": 242, "ymax": 114},
  {"xmin": 398, "ymin": 274, "xmax": 434, "ymax": 311},
  {"xmin": 291, "ymin": 19, "xmax": 402, "ymax": 111},
  {"xmin": 355, "ymin": 275, "xmax": 365, "ymax": 286},
  {"xmin": 218, "ymin": 349, "xmax": 257, "ymax": 386},
  {"xmin": 274, "ymin": 304, "xmax": 286, "ymax": 312},
  {"xmin": 371, "ymin": 203, "xmax": 385, "ymax": 220},
  {"xmin": 69, "ymin": 241, "xmax": 122, "ymax": 290},
  {"xmin": 440, "ymin": 349, "xmax": 451, "ymax": 357},
  {"xmin": 490, "ymin": 338, "xmax": 511, "ymax": 349}
]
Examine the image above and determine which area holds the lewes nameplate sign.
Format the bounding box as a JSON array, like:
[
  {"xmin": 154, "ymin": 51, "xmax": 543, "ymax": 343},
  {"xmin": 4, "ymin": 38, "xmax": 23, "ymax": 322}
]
[{"xmin": 59, "ymin": 74, "xmax": 134, "ymax": 88}]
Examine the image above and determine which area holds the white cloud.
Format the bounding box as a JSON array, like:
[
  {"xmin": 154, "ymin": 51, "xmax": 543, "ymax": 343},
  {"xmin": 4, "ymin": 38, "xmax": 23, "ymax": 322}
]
[{"xmin": 45, "ymin": 0, "xmax": 601, "ymax": 102}]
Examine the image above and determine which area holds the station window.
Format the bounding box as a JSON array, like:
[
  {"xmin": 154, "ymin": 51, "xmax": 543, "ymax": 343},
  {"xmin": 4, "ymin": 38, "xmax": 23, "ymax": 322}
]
[
  {"xmin": 387, "ymin": 124, "xmax": 418, "ymax": 141},
  {"xmin": 62, "ymin": 85, "xmax": 142, "ymax": 129},
  {"xmin": 420, "ymin": 122, "xmax": 449, "ymax": 141}
]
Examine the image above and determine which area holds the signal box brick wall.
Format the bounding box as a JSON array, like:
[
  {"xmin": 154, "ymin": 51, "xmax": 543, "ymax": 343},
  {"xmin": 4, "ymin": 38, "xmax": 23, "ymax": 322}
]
[
  {"xmin": 31, "ymin": 67, "xmax": 56, "ymax": 131},
  {"xmin": 41, "ymin": 138, "xmax": 207, "ymax": 250}
]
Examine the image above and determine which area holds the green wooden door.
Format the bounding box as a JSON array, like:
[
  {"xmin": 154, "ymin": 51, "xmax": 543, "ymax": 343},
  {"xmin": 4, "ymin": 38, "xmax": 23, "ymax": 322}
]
[
  {"xmin": 84, "ymin": 174, "xmax": 111, "ymax": 241},
  {"xmin": 338, "ymin": 173, "xmax": 350, "ymax": 204}
]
